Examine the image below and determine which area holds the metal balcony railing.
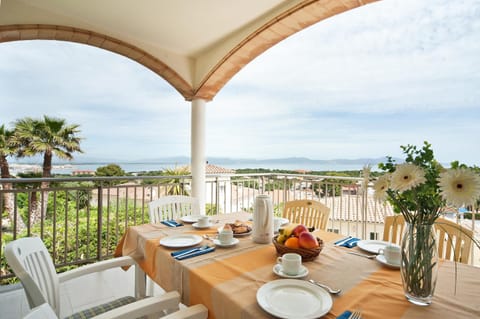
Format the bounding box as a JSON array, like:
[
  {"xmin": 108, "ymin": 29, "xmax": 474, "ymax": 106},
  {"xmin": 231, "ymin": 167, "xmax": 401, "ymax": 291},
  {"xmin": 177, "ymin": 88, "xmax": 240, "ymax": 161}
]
[{"xmin": 1, "ymin": 173, "xmax": 478, "ymax": 283}]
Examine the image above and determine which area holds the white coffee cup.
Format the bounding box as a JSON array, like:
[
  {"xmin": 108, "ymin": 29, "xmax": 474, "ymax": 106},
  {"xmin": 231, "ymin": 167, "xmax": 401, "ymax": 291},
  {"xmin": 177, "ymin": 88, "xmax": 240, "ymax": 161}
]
[
  {"xmin": 379, "ymin": 245, "xmax": 401, "ymax": 265},
  {"xmin": 197, "ymin": 216, "xmax": 209, "ymax": 227},
  {"xmin": 218, "ymin": 229, "xmax": 234, "ymax": 244},
  {"xmin": 276, "ymin": 253, "xmax": 301, "ymax": 275}
]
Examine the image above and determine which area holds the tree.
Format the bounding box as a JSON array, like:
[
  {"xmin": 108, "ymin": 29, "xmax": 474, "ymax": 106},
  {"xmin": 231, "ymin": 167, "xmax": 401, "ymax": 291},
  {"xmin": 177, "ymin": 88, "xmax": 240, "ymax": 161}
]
[
  {"xmin": 11, "ymin": 116, "xmax": 83, "ymax": 223},
  {"xmin": 12, "ymin": 116, "xmax": 83, "ymax": 178},
  {"xmin": 0, "ymin": 125, "xmax": 24, "ymax": 229},
  {"xmin": 162, "ymin": 166, "xmax": 191, "ymax": 195},
  {"xmin": 0, "ymin": 125, "xmax": 14, "ymax": 179},
  {"xmin": 95, "ymin": 164, "xmax": 127, "ymax": 186}
]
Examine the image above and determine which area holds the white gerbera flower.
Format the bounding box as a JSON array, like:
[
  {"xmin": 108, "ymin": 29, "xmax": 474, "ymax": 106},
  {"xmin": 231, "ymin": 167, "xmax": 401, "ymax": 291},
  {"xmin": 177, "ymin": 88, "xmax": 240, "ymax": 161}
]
[
  {"xmin": 390, "ymin": 163, "xmax": 426, "ymax": 192},
  {"xmin": 438, "ymin": 168, "xmax": 480, "ymax": 207},
  {"xmin": 373, "ymin": 174, "xmax": 390, "ymax": 203}
]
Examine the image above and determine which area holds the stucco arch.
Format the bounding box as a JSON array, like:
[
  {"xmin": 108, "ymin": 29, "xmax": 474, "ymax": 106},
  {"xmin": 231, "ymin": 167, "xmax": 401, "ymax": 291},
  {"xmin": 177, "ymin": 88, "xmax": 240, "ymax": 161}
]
[
  {"xmin": 0, "ymin": 0, "xmax": 378, "ymax": 101},
  {"xmin": 0, "ymin": 24, "xmax": 194, "ymax": 100},
  {"xmin": 195, "ymin": 0, "xmax": 378, "ymax": 100}
]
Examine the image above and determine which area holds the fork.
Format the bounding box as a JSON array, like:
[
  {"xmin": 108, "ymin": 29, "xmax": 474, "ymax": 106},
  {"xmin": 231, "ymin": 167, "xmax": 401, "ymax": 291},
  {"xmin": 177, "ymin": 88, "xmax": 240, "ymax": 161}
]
[
  {"xmin": 348, "ymin": 251, "xmax": 377, "ymax": 259},
  {"xmin": 348, "ymin": 310, "xmax": 362, "ymax": 319}
]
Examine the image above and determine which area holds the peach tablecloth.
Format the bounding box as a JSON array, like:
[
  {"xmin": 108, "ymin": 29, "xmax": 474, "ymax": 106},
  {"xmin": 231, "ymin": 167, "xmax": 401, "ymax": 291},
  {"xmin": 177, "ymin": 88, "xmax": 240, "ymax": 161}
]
[{"xmin": 115, "ymin": 212, "xmax": 480, "ymax": 319}]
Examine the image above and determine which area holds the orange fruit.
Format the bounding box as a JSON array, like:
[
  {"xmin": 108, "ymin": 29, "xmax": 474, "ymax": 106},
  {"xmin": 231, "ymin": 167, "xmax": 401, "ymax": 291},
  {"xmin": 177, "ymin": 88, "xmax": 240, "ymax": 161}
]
[{"xmin": 284, "ymin": 237, "xmax": 300, "ymax": 249}]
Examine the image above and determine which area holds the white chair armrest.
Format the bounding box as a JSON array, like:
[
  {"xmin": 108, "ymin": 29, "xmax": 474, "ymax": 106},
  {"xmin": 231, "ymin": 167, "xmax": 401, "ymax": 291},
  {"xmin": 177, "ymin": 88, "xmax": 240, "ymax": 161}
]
[
  {"xmin": 91, "ymin": 292, "xmax": 180, "ymax": 319},
  {"xmin": 161, "ymin": 304, "xmax": 208, "ymax": 319},
  {"xmin": 23, "ymin": 303, "xmax": 57, "ymax": 319},
  {"xmin": 58, "ymin": 256, "xmax": 135, "ymax": 283}
]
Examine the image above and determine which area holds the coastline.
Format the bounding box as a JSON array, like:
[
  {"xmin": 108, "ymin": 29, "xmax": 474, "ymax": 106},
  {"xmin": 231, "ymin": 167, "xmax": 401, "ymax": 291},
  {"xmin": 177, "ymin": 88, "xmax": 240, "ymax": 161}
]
[{"xmin": 9, "ymin": 161, "xmax": 371, "ymax": 175}]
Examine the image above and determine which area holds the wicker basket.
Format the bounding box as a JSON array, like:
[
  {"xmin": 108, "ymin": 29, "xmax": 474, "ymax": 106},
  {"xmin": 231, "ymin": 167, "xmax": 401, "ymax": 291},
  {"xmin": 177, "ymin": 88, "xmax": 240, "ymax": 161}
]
[{"xmin": 272, "ymin": 235, "xmax": 324, "ymax": 262}]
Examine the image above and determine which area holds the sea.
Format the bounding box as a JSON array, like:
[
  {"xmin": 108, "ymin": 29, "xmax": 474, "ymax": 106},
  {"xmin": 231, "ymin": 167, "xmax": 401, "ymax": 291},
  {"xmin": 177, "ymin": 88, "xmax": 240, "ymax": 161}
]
[{"xmin": 10, "ymin": 161, "xmax": 373, "ymax": 175}]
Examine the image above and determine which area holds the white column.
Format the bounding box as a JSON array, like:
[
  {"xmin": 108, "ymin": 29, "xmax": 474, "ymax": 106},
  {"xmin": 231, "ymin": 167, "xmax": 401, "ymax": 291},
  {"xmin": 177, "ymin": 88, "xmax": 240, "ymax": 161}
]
[{"xmin": 191, "ymin": 98, "xmax": 206, "ymax": 215}]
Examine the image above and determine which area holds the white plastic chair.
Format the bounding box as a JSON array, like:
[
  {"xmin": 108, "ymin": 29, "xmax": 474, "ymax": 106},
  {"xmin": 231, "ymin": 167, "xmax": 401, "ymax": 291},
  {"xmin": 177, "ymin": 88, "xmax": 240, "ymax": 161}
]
[
  {"xmin": 435, "ymin": 217, "xmax": 473, "ymax": 264},
  {"xmin": 383, "ymin": 215, "xmax": 406, "ymax": 245},
  {"xmin": 283, "ymin": 200, "xmax": 330, "ymax": 230},
  {"xmin": 24, "ymin": 302, "xmax": 208, "ymax": 319},
  {"xmin": 148, "ymin": 195, "xmax": 201, "ymax": 223},
  {"xmin": 5, "ymin": 236, "xmax": 180, "ymax": 318},
  {"xmin": 147, "ymin": 195, "xmax": 201, "ymax": 295}
]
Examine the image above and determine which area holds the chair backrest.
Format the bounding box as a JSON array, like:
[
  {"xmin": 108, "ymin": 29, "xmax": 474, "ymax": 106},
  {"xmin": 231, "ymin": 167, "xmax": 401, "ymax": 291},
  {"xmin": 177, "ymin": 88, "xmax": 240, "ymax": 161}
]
[
  {"xmin": 23, "ymin": 303, "xmax": 58, "ymax": 319},
  {"xmin": 5, "ymin": 237, "xmax": 61, "ymax": 317},
  {"xmin": 282, "ymin": 200, "xmax": 330, "ymax": 230},
  {"xmin": 383, "ymin": 215, "xmax": 406, "ymax": 245},
  {"xmin": 435, "ymin": 218, "xmax": 473, "ymax": 264},
  {"xmin": 148, "ymin": 195, "xmax": 200, "ymax": 223}
]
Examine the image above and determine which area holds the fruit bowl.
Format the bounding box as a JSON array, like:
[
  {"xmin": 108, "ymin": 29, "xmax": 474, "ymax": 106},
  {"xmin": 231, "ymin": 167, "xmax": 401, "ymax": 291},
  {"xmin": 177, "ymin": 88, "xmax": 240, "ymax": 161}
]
[{"xmin": 272, "ymin": 235, "xmax": 324, "ymax": 262}]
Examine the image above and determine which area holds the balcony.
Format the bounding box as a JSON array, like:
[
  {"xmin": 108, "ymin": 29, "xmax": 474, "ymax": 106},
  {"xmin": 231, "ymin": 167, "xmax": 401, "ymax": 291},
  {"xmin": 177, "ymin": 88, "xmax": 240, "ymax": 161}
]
[{"xmin": 1, "ymin": 173, "xmax": 479, "ymax": 317}]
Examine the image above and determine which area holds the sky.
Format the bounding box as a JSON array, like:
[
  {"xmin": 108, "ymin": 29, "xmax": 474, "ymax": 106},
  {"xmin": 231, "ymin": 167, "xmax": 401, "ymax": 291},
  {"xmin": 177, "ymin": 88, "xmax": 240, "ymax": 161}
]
[{"xmin": 1, "ymin": 0, "xmax": 480, "ymax": 166}]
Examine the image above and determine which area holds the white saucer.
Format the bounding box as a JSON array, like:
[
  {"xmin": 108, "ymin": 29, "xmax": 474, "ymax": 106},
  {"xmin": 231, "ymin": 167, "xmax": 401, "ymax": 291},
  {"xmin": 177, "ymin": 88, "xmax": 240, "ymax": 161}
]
[
  {"xmin": 192, "ymin": 222, "xmax": 212, "ymax": 229},
  {"xmin": 213, "ymin": 238, "xmax": 239, "ymax": 247},
  {"xmin": 273, "ymin": 264, "xmax": 309, "ymax": 279},
  {"xmin": 376, "ymin": 254, "xmax": 400, "ymax": 269}
]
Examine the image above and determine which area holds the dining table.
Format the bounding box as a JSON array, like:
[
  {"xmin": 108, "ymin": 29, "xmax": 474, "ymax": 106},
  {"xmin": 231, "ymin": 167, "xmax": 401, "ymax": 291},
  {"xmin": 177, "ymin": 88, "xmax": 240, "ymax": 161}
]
[{"xmin": 115, "ymin": 212, "xmax": 480, "ymax": 319}]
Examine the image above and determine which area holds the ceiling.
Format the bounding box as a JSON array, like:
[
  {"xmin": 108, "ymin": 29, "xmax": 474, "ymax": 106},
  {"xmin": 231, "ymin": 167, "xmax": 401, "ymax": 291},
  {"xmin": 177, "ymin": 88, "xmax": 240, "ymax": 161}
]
[{"xmin": 0, "ymin": 0, "xmax": 377, "ymax": 101}]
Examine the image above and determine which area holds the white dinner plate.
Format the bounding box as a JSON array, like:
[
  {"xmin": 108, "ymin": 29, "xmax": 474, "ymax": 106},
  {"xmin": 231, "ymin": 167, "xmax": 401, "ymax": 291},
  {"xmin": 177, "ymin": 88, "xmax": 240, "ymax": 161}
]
[
  {"xmin": 213, "ymin": 238, "xmax": 239, "ymax": 247},
  {"xmin": 357, "ymin": 240, "xmax": 390, "ymax": 254},
  {"xmin": 192, "ymin": 222, "xmax": 212, "ymax": 229},
  {"xmin": 233, "ymin": 230, "xmax": 252, "ymax": 237},
  {"xmin": 273, "ymin": 264, "xmax": 309, "ymax": 279},
  {"xmin": 376, "ymin": 255, "xmax": 400, "ymax": 269},
  {"xmin": 217, "ymin": 227, "xmax": 252, "ymax": 237},
  {"xmin": 159, "ymin": 234, "xmax": 202, "ymax": 248},
  {"xmin": 256, "ymin": 279, "xmax": 332, "ymax": 319},
  {"xmin": 248, "ymin": 217, "xmax": 289, "ymax": 225},
  {"xmin": 180, "ymin": 215, "xmax": 202, "ymax": 223}
]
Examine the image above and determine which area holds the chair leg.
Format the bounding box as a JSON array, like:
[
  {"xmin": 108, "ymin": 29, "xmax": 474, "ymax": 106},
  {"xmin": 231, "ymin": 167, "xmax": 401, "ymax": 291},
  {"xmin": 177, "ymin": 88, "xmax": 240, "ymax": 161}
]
[
  {"xmin": 135, "ymin": 266, "xmax": 147, "ymax": 298},
  {"xmin": 147, "ymin": 277, "xmax": 155, "ymax": 296}
]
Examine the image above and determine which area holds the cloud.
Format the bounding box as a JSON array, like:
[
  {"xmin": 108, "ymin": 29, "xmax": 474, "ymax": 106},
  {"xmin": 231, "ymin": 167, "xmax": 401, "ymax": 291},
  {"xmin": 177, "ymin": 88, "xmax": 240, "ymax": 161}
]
[{"xmin": 0, "ymin": 0, "xmax": 479, "ymax": 166}]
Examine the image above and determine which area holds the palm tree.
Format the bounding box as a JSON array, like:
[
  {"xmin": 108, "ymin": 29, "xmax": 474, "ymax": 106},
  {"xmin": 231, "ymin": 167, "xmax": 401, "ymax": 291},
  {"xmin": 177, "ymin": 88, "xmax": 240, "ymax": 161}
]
[
  {"xmin": 13, "ymin": 116, "xmax": 83, "ymax": 178},
  {"xmin": 162, "ymin": 166, "xmax": 191, "ymax": 195},
  {"xmin": 0, "ymin": 124, "xmax": 14, "ymax": 179},
  {"xmin": 0, "ymin": 124, "xmax": 24, "ymax": 229},
  {"xmin": 12, "ymin": 116, "xmax": 83, "ymax": 223}
]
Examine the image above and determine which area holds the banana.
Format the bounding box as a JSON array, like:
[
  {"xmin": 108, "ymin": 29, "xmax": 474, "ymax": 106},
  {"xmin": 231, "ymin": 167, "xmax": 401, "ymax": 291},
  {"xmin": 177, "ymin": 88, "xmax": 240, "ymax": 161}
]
[
  {"xmin": 276, "ymin": 233, "xmax": 288, "ymax": 244},
  {"xmin": 281, "ymin": 223, "xmax": 298, "ymax": 237}
]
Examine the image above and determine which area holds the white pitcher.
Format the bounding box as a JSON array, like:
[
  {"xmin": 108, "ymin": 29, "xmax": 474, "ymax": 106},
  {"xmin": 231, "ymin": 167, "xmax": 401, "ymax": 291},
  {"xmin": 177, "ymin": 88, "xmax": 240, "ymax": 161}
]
[{"xmin": 252, "ymin": 195, "xmax": 274, "ymax": 244}]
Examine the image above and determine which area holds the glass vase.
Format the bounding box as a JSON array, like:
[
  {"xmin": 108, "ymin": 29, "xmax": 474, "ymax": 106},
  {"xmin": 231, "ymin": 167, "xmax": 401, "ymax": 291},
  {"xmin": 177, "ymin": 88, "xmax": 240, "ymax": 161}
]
[{"xmin": 400, "ymin": 222, "xmax": 438, "ymax": 306}]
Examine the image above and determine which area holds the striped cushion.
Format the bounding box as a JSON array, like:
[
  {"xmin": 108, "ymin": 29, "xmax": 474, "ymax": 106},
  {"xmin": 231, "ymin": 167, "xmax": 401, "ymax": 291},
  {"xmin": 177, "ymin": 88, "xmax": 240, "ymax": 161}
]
[{"xmin": 64, "ymin": 296, "xmax": 143, "ymax": 319}]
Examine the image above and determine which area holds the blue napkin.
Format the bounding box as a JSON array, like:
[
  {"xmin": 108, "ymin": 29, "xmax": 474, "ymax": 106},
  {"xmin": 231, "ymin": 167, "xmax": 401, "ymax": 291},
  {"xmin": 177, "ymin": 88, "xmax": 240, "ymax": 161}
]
[
  {"xmin": 172, "ymin": 246, "xmax": 215, "ymax": 260},
  {"xmin": 336, "ymin": 310, "xmax": 352, "ymax": 319},
  {"xmin": 334, "ymin": 236, "xmax": 352, "ymax": 246},
  {"xmin": 335, "ymin": 237, "xmax": 360, "ymax": 248},
  {"xmin": 161, "ymin": 220, "xmax": 183, "ymax": 227}
]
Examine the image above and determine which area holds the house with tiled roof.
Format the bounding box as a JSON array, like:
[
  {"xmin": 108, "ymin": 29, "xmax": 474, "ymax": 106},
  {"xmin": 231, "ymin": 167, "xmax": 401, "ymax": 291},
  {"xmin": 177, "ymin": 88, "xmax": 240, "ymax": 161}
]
[
  {"xmin": 205, "ymin": 163, "xmax": 235, "ymax": 174},
  {"xmin": 203, "ymin": 163, "xmax": 236, "ymax": 214}
]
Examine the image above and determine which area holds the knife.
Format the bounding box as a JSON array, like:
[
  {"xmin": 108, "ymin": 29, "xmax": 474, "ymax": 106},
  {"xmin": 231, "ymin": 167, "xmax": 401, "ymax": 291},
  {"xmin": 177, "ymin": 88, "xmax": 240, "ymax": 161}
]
[
  {"xmin": 174, "ymin": 246, "xmax": 214, "ymax": 260},
  {"xmin": 172, "ymin": 246, "xmax": 204, "ymax": 259}
]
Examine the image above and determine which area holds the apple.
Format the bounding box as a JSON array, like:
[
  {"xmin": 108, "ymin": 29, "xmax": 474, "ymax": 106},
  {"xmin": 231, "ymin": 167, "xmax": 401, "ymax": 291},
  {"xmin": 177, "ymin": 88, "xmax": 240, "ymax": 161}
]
[
  {"xmin": 292, "ymin": 224, "xmax": 309, "ymax": 237},
  {"xmin": 298, "ymin": 232, "xmax": 319, "ymax": 249}
]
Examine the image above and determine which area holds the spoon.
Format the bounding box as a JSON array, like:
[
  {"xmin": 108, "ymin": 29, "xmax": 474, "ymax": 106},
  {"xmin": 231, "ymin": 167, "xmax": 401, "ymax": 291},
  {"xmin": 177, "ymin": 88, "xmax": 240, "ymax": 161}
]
[
  {"xmin": 203, "ymin": 234, "xmax": 214, "ymax": 241},
  {"xmin": 308, "ymin": 279, "xmax": 342, "ymax": 294}
]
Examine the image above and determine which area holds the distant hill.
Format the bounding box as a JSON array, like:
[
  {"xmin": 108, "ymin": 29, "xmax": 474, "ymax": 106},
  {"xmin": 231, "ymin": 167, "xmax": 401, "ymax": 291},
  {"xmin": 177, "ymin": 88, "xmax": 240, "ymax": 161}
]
[{"xmin": 13, "ymin": 156, "xmax": 397, "ymax": 166}]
